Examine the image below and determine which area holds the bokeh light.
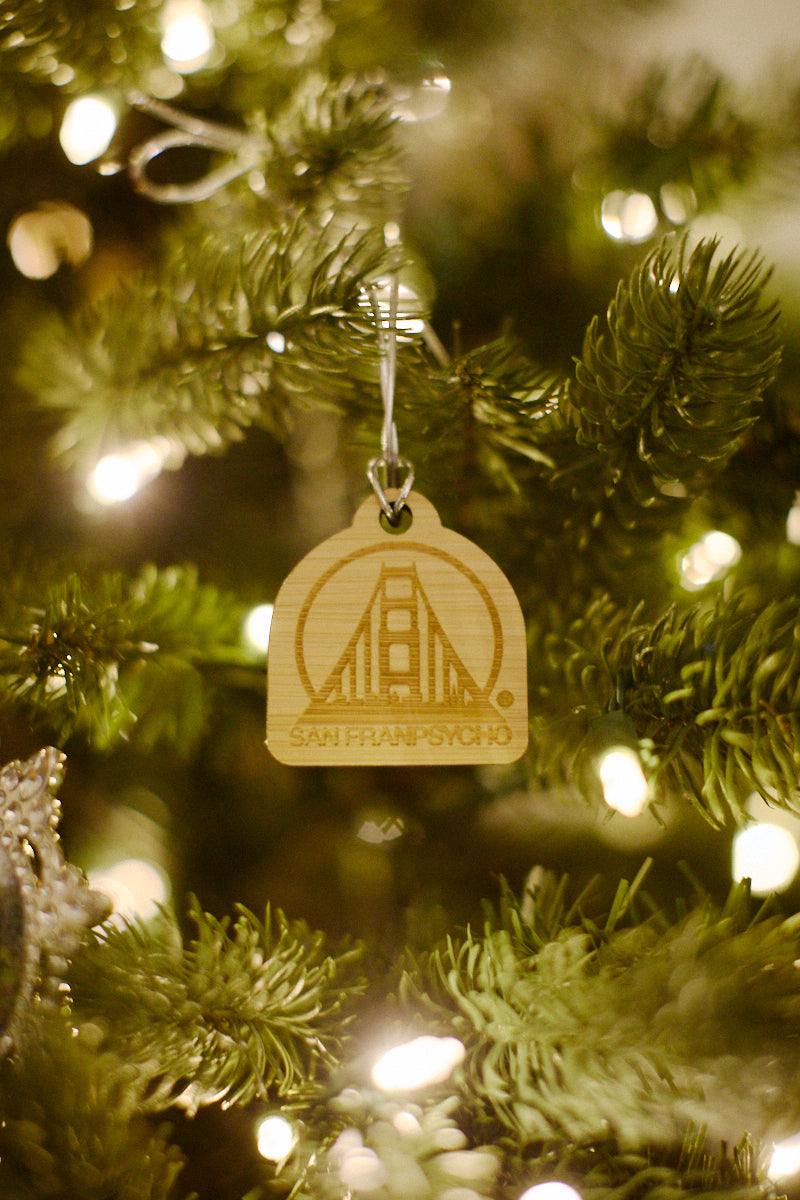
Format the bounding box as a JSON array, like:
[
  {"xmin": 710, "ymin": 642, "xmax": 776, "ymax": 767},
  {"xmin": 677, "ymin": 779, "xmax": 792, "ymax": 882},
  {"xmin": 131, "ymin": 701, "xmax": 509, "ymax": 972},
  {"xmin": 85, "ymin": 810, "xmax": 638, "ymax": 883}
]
[
  {"xmin": 787, "ymin": 494, "xmax": 800, "ymax": 544},
  {"xmin": 732, "ymin": 823, "xmax": 800, "ymax": 895},
  {"xmin": 7, "ymin": 201, "xmax": 93, "ymax": 279},
  {"xmin": 371, "ymin": 1035, "xmax": 466, "ymax": 1092},
  {"xmin": 601, "ymin": 190, "xmax": 658, "ymax": 242},
  {"xmin": 244, "ymin": 603, "xmax": 274, "ymax": 653},
  {"xmin": 394, "ymin": 72, "xmax": 451, "ymax": 122},
  {"xmin": 519, "ymin": 1185, "xmax": 583, "ymax": 1200},
  {"xmin": 597, "ymin": 747, "xmax": 649, "ymax": 818},
  {"xmin": 679, "ymin": 530, "xmax": 741, "ymax": 590},
  {"xmin": 88, "ymin": 858, "xmax": 170, "ymax": 925},
  {"xmin": 59, "ymin": 95, "xmax": 117, "ymax": 165},
  {"xmin": 160, "ymin": 0, "xmax": 214, "ymax": 72},
  {"xmin": 88, "ymin": 442, "xmax": 165, "ymax": 505},
  {"xmin": 769, "ymin": 1132, "xmax": 800, "ymax": 1181},
  {"xmin": 256, "ymin": 1114, "xmax": 296, "ymax": 1162}
]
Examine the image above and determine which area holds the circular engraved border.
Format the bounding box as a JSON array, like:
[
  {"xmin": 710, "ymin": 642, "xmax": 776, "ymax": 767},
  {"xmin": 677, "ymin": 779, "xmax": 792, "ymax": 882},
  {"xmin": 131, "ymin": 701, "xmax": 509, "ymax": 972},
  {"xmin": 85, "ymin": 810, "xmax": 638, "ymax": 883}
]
[{"xmin": 294, "ymin": 541, "xmax": 504, "ymax": 704}]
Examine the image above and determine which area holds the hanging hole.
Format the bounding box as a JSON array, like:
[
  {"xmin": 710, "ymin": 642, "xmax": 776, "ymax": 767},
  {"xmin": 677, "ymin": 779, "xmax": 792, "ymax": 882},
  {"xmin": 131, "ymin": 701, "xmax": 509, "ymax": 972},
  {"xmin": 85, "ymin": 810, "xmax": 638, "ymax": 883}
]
[{"xmin": 380, "ymin": 506, "xmax": 413, "ymax": 535}]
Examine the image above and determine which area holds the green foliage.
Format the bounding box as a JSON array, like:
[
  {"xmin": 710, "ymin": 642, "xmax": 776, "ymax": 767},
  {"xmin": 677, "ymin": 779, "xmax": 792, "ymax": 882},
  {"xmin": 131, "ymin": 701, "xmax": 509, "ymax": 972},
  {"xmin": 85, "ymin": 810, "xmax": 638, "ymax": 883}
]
[
  {"xmin": 69, "ymin": 898, "xmax": 364, "ymax": 1113},
  {"xmin": 557, "ymin": 237, "xmax": 780, "ymax": 529},
  {"xmin": 529, "ymin": 589, "xmax": 800, "ymax": 826},
  {"xmin": 521, "ymin": 1125, "xmax": 775, "ymax": 1200},
  {"xmin": 0, "ymin": 563, "xmax": 250, "ymax": 751},
  {"xmin": 0, "ymin": 1019, "xmax": 189, "ymax": 1200},
  {"xmin": 19, "ymin": 227, "xmax": 390, "ymax": 468},
  {"xmin": 404, "ymin": 872, "xmax": 800, "ymax": 1153}
]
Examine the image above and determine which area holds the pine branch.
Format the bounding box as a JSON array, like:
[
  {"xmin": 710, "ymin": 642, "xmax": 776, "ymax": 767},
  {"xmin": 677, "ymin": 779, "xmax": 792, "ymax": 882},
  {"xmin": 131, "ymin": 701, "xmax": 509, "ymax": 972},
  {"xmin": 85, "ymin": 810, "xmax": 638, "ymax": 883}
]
[
  {"xmin": 0, "ymin": 563, "xmax": 251, "ymax": 751},
  {"xmin": 69, "ymin": 898, "xmax": 364, "ymax": 1114},
  {"xmin": 555, "ymin": 236, "xmax": 780, "ymax": 536},
  {"xmin": 625, "ymin": 592, "xmax": 800, "ymax": 826},
  {"xmin": 529, "ymin": 587, "xmax": 800, "ymax": 827},
  {"xmin": 403, "ymin": 873, "xmax": 800, "ymax": 1156},
  {"xmin": 0, "ymin": 1018, "xmax": 189, "ymax": 1200},
  {"xmin": 520, "ymin": 1126, "xmax": 775, "ymax": 1200},
  {"xmin": 19, "ymin": 226, "xmax": 390, "ymax": 468}
]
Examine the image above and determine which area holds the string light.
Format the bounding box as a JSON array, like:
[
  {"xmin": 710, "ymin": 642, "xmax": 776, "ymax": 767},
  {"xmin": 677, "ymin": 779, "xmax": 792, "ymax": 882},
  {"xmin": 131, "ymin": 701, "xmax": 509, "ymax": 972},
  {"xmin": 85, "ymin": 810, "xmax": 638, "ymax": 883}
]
[
  {"xmin": 88, "ymin": 858, "xmax": 170, "ymax": 925},
  {"xmin": 600, "ymin": 190, "xmax": 658, "ymax": 242},
  {"xmin": 59, "ymin": 95, "xmax": 118, "ymax": 165},
  {"xmin": 160, "ymin": 0, "xmax": 214, "ymax": 72},
  {"xmin": 768, "ymin": 1132, "xmax": 800, "ymax": 1181},
  {"xmin": 256, "ymin": 1114, "xmax": 296, "ymax": 1162},
  {"xmin": 371, "ymin": 1035, "xmax": 466, "ymax": 1092},
  {"xmin": 519, "ymin": 1185, "xmax": 583, "ymax": 1200},
  {"xmin": 597, "ymin": 747, "xmax": 649, "ymax": 818},
  {"xmin": 590, "ymin": 711, "xmax": 649, "ymax": 818},
  {"xmin": 732, "ymin": 822, "xmax": 800, "ymax": 895},
  {"xmin": 88, "ymin": 442, "xmax": 165, "ymax": 505},
  {"xmin": 243, "ymin": 603, "xmax": 274, "ymax": 653},
  {"xmin": 679, "ymin": 530, "xmax": 741, "ymax": 590}
]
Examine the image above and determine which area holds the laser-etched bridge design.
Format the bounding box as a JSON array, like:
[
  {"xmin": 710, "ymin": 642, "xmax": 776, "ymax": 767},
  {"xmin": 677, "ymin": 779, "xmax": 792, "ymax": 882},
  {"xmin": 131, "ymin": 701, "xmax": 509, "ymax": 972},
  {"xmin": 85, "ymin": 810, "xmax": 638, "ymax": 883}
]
[{"xmin": 297, "ymin": 561, "xmax": 506, "ymax": 725}]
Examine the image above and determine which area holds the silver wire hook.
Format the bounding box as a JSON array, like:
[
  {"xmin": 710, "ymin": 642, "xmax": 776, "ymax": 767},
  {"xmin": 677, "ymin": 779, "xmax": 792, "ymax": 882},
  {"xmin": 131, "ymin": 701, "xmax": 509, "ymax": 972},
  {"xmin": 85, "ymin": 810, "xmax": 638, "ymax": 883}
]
[
  {"xmin": 126, "ymin": 91, "xmax": 268, "ymax": 203},
  {"xmin": 364, "ymin": 275, "xmax": 414, "ymax": 522}
]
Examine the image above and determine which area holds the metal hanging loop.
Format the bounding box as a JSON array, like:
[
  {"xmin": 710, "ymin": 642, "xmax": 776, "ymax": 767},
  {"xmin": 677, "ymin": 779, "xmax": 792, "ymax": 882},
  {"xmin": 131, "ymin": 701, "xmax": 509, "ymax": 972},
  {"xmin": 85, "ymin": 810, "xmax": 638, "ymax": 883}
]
[
  {"xmin": 126, "ymin": 91, "xmax": 268, "ymax": 204},
  {"xmin": 365, "ymin": 275, "xmax": 414, "ymax": 523}
]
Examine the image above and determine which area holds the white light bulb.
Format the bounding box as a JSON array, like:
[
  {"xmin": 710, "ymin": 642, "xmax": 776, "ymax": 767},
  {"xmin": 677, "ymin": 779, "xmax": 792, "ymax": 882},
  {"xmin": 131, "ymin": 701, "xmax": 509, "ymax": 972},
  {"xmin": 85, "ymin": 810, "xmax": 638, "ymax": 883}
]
[
  {"xmin": 732, "ymin": 823, "xmax": 800, "ymax": 895},
  {"xmin": 244, "ymin": 603, "xmax": 274, "ymax": 653},
  {"xmin": 769, "ymin": 1132, "xmax": 800, "ymax": 1180},
  {"xmin": 161, "ymin": 0, "xmax": 214, "ymax": 71},
  {"xmin": 88, "ymin": 442, "xmax": 164, "ymax": 505},
  {"xmin": 679, "ymin": 530, "xmax": 741, "ymax": 590},
  {"xmin": 519, "ymin": 1185, "xmax": 583, "ymax": 1200},
  {"xmin": 371, "ymin": 1035, "xmax": 465, "ymax": 1092},
  {"xmin": 597, "ymin": 747, "xmax": 649, "ymax": 818},
  {"xmin": 256, "ymin": 1115, "xmax": 296, "ymax": 1162},
  {"xmin": 88, "ymin": 858, "xmax": 169, "ymax": 925},
  {"xmin": 787, "ymin": 496, "xmax": 800, "ymax": 545},
  {"xmin": 59, "ymin": 95, "xmax": 117, "ymax": 165}
]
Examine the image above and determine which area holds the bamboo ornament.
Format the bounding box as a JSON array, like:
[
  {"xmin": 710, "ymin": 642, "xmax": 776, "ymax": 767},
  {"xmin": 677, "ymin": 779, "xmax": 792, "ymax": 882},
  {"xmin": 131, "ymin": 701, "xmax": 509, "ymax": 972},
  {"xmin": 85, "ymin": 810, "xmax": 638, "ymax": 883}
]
[{"xmin": 267, "ymin": 490, "xmax": 528, "ymax": 765}]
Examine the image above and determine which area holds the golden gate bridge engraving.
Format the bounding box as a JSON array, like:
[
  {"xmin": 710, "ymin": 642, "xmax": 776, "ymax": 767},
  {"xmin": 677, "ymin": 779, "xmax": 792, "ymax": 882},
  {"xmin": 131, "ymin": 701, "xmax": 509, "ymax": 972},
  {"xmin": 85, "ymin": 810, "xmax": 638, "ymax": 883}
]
[{"xmin": 294, "ymin": 561, "xmax": 509, "ymax": 729}]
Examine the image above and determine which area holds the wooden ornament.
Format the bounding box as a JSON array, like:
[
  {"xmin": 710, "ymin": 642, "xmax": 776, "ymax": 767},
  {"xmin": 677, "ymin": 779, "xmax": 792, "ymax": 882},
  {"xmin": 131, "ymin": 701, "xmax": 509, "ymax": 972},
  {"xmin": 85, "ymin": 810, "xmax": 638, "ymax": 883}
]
[{"xmin": 267, "ymin": 490, "xmax": 528, "ymax": 766}]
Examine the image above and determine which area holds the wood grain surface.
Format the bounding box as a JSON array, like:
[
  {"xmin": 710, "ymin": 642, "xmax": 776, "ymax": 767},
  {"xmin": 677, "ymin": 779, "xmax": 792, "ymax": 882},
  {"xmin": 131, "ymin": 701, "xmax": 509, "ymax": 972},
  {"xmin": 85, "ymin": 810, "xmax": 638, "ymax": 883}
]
[{"xmin": 267, "ymin": 490, "xmax": 528, "ymax": 765}]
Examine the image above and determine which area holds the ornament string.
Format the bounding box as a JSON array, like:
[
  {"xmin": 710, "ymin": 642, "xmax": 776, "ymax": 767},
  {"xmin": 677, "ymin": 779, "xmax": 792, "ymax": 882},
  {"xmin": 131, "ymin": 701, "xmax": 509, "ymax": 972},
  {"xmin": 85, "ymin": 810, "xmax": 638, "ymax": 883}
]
[
  {"xmin": 365, "ymin": 276, "xmax": 414, "ymax": 522},
  {"xmin": 126, "ymin": 91, "xmax": 268, "ymax": 203}
]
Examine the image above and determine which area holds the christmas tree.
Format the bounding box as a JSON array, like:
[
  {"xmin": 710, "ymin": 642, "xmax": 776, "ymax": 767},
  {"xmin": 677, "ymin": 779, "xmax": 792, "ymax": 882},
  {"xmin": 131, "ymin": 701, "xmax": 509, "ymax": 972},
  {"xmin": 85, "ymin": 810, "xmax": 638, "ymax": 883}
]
[{"xmin": 2, "ymin": 0, "xmax": 800, "ymax": 1197}]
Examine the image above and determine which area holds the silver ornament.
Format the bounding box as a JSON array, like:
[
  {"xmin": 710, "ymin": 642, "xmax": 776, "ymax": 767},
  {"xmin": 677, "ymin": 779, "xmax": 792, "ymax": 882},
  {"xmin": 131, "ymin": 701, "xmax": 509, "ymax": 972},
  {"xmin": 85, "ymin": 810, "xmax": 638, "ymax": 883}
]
[{"xmin": 0, "ymin": 747, "xmax": 110, "ymax": 1053}]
